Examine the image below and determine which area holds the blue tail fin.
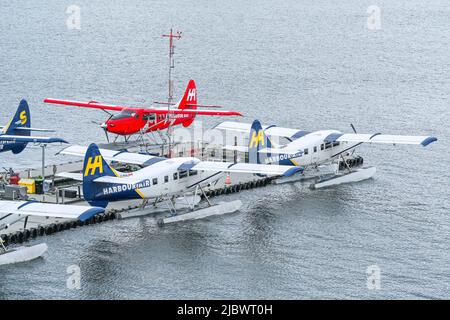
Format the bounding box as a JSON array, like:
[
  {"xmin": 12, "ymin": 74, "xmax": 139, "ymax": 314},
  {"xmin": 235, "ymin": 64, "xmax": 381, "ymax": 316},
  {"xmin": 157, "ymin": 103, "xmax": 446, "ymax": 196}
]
[
  {"xmin": 248, "ymin": 120, "xmax": 272, "ymax": 164},
  {"xmin": 2, "ymin": 100, "xmax": 31, "ymax": 154},
  {"xmin": 82, "ymin": 143, "xmax": 116, "ymax": 208},
  {"xmin": 4, "ymin": 99, "xmax": 31, "ymax": 135}
]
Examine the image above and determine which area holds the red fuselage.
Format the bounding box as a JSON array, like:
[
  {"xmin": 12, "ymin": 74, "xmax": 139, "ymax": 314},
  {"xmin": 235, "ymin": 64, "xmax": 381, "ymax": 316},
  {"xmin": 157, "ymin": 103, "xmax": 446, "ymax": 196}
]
[{"xmin": 102, "ymin": 109, "xmax": 196, "ymax": 136}]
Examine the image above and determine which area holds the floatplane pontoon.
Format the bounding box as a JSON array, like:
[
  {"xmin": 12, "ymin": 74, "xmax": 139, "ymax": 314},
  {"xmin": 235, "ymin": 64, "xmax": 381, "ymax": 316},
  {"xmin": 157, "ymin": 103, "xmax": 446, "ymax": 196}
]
[{"xmin": 0, "ymin": 201, "xmax": 104, "ymax": 265}]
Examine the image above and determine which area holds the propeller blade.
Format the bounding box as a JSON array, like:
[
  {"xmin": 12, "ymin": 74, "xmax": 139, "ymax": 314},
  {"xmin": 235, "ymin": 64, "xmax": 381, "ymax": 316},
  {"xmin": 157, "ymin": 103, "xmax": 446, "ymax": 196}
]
[{"xmin": 350, "ymin": 124, "xmax": 357, "ymax": 155}]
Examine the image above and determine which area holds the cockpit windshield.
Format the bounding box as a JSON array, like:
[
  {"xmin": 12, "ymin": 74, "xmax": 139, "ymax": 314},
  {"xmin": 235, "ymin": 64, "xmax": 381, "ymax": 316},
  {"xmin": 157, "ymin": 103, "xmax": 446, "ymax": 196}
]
[{"xmin": 111, "ymin": 109, "xmax": 137, "ymax": 120}]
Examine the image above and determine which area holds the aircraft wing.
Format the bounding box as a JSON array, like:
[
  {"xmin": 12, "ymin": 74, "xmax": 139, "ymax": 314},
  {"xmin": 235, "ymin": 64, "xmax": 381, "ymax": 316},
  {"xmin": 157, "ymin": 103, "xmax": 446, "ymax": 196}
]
[
  {"xmin": 258, "ymin": 132, "xmax": 438, "ymax": 156},
  {"xmin": 0, "ymin": 201, "xmax": 104, "ymax": 221},
  {"xmin": 325, "ymin": 133, "xmax": 438, "ymax": 146},
  {"xmin": 59, "ymin": 145, "xmax": 166, "ymax": 166},
  {"xmin": 183, "ymin": 161, "xmax": 301, "ymax": 177},
  {"xmin": 44, "ymin": 99, "xmax": 242, "ymax": 116},
  {"xmin": 143, "ymin": 109, "xmax": 242, "ymax": 116},
  {"xmin": 44, "ymin": 98, "xmax": 126, "ymax": 112},
  {"xmin": 214, "ymin": 121, "xmax": 304, "ymax": 139},
  {"xmin": 57, "ymin": 172, "xmax": 83, "ymax": 181},
  {"xmin": 0, "ymin": 135, "xmax": 68, "ymax": 144}
]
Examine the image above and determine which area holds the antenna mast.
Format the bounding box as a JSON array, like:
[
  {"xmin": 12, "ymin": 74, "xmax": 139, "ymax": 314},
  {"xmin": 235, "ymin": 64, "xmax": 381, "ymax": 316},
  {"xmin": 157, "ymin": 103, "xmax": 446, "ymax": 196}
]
[{"xmin": 162, "ymin": 28, "xmax": 182, "ymax": 157}]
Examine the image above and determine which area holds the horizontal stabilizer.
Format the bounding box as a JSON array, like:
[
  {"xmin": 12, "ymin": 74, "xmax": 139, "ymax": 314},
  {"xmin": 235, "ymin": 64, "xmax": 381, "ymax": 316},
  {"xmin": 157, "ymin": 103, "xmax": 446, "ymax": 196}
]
[
  {"xmin": 0, "ymin": 135, "xmax": 67, "ymax": 144},
  {"xmin": 57, "ymin": 172, "xmax": 83, "ymax": 181},
  {"xmin": 257, "ymin": 147, "xmax": 302, "ymax": 155},
  {"xmin": 0, "ymin": 126, "xmax": 56, "ymax": 133},
  {"xmin": 221, "ymin": 145, "xmax": 249, "ymax": 152},
  {"xmin": 93, "ymin": 175, "xmax": 141, "ymax": 184},
  {"xmin": 58, "ymin": 171, "xmax": 142, "ymax": 185}
]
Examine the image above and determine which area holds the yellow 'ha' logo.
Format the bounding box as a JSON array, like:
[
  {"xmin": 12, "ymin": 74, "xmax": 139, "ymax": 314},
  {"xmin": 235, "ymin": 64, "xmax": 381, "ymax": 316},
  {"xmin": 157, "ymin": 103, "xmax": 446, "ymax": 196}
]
[
  {"xmin": 249, "ymin": 130, "xmax": 265, "ymax": 148},
  {"xmin": 84, "ymin": 155, "xmax": 103, "ymax": 176},
  {"xmin": 20, "ymin": 111, "xmax": 27, "ymax": 125}
]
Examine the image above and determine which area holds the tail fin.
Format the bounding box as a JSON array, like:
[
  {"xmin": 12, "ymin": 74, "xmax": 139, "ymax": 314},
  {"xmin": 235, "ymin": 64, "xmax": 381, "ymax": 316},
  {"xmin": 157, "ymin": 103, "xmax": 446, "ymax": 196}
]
[
  {"xmin": 3, "ymin": 99, "xmax": 31, "ymax": 135},
  {"xmin": 1, "ymin": 100, "xmax": 31, "ymax": 154},
  {"xmin": 82, "ymin": 143, "xmax": 116, "ymax": 208},
  {"xmin": 177, "ymin": 79, "xmax": 197, "ymax": 110},
  {"xmin": 248, "ymin": 120, "xmax": 273, "ymax": 164}
]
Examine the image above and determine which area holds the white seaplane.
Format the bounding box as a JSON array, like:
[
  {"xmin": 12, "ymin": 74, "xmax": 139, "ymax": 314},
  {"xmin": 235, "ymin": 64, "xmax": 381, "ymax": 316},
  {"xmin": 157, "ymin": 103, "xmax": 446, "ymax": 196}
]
[
  {"xmin": 56, "ymin": 143, "xmax": 300, "ymax": 223},
  {"xmin": 0, "ymin": 201, "xmax": 104, "ymax": 265},
  {"xmin": 215, "ymin": 120, "xmax": 437, "ymax": 188}
]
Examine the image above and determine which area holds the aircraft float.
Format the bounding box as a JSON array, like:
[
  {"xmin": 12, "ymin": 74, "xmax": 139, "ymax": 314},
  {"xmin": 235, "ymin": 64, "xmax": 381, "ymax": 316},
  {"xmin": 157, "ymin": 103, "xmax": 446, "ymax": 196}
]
[
  {"xmin": 0, "ymin": 100, "xmax": 67, "ymax": 154},
  {"xmin": 44, "ymin": 80, "xmax": 242, "ymax": 142},
  {"xmin": 216, "ymin": 120, "xmax": 437, "ymax": 188}
]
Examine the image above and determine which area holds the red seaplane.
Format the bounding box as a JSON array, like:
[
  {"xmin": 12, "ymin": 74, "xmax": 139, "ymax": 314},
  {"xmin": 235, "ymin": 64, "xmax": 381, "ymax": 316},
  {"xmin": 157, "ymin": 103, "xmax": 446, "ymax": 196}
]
[{"xmin": 44, "ymin": 80, "xmax": 241, "ymax": 142}]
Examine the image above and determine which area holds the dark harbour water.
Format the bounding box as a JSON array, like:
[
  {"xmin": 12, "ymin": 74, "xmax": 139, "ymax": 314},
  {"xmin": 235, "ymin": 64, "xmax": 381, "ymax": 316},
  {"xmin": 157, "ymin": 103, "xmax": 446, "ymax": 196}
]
[{"xmin": 0, "ymin": 0, "xmax": 449, "ymax": 299}]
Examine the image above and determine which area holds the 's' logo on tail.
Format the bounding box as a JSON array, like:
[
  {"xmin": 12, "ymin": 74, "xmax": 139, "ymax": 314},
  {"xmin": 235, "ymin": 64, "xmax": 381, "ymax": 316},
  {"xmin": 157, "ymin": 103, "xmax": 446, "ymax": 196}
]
[
  {"xmin": 249, "ymin": 130, "xmax": 265, "ymax": 148},
  {"xmin": 84, "ymin": 155, "xmax": 104, "ymax": 176},
  {"xmin": 20, "ymin": 111, "xmax": 27, "ymax": 125}
]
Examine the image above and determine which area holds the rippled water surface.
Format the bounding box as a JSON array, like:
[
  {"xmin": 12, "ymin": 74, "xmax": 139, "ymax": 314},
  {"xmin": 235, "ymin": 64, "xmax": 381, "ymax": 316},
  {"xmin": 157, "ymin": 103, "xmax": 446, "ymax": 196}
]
[{"xmin": 0, "ymin": 0, "xmax": 449, "ymax": 299}]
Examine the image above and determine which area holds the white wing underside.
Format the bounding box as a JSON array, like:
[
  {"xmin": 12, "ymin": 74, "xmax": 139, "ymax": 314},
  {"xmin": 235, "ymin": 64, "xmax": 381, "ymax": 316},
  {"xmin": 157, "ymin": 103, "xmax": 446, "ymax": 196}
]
[
  {"xmin": 0, "ymin": 201, "xmax": 104, "ymax": 220},
  {"xmin": 215, "ymin": 122, "xmax": 436, "ymax": 146},
  {"xmin": 334, "ymin": 134, "xmax": 436, "ymax": 145}
]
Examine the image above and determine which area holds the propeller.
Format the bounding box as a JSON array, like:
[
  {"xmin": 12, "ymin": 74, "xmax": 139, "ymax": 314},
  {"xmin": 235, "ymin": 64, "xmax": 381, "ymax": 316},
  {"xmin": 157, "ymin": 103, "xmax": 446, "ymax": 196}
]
[
  {"xmin": 103, "ymin": 127, "xmax": 110, "ymax": 143},
  {"xmin": 350, "ymin": 123, "xmax": 357, "ymax": 155},
  {"xmin": 100, "ymin": 114, "xmax": 114, "ymax": 143}
]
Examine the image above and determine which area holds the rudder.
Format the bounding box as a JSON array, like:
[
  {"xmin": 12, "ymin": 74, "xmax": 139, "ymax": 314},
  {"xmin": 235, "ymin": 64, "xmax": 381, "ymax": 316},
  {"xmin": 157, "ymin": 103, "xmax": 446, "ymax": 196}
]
[
  {"xmin": 82, "ymin": 143, "xmax": 117, "ymax": 208},
  {"xmin": 248, "ymin": 120, "xmax": 272, "ymax": 164}
]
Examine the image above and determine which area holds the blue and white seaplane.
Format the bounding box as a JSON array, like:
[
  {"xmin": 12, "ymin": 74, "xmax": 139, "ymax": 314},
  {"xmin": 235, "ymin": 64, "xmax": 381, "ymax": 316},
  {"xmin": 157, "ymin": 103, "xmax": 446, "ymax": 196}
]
[
  {"xmin": 56, "ymin": 143, "xmax": 300, "ymax": 223},
  {"xmin": 0, "ymin": 201, "xmax": 104, "ymax": 265},
  {"xmin": 216, "ymin": 120, "xmax": 437, "ymax": 188},
  {"xmin": 0, "ymin": 99, "xmax": 67, "ymax": 154}
]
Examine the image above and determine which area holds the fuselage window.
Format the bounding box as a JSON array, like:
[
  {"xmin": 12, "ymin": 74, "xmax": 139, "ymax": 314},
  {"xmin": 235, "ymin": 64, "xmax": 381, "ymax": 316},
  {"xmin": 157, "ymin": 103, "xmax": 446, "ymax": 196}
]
[
  {"xmin": 333, "ymin": 141, "xmax": 340, "ymax": 147},
  {"xmin": 304, "ymin": 148, "xmax": 309, "ymax": 155},
  {"xmin": 173, "ymin": 172, "xmax": 178, "ymax": 180},
  {"xmin": 111, "ymin": 109, "xmax": 135, "ymax": 120},
  {"xmin": 321, "ymin": 144, "xmax": 324, "ymax": 151},
  {"xmin": 313, "ymin": 146, "xmax": 317, "ymax": 153},
  {"xmin": 143, "ymin": 114, "xmax": 156, "ymax": 121},
  {"xmin": 152, "ymin": 178, "xmax": 158, "ymax": 185},
  {"xmin": 325, "ymin": 142, "xmax": 332, "ymax": 149},
  {"xmin": 164, "ymin": 175, "xmax": 169, "ymax": 183},
  {"xmin": 189, "ymin": 170, "xmax": 198, "ymax": 176},
  {"xmin": 179, "ymin": 170, "xmax": 188, "ymax": 179}
]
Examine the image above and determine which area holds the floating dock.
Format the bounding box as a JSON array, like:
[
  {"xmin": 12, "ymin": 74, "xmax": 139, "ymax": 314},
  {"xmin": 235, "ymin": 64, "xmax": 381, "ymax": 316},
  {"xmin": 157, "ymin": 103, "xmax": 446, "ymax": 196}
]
[
  {"xmin": 0, "ymin": 140, "xmax": 366, "ymax": 247},
  {"xmin": 0, "ymin": 139, "xmax": 276, "ymax": 246}
]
